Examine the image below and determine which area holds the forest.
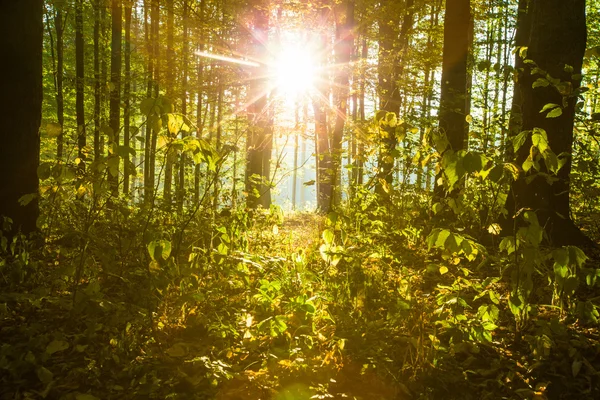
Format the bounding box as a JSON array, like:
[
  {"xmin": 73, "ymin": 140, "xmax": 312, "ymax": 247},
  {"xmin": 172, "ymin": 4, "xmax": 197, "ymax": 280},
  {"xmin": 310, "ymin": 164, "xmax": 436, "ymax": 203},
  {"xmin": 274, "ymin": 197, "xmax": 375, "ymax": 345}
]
[{"xmin": 1, "ymin": 0, "xmax": 600, "ymax": 398}]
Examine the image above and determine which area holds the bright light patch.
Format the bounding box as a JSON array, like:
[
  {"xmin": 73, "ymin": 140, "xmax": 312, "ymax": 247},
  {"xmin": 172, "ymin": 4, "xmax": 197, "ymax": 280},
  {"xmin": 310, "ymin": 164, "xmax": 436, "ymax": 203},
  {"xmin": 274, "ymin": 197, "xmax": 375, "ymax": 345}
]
[{"xmin": 273, "ymin": 46, "xmax": 316, "ymax": 98}]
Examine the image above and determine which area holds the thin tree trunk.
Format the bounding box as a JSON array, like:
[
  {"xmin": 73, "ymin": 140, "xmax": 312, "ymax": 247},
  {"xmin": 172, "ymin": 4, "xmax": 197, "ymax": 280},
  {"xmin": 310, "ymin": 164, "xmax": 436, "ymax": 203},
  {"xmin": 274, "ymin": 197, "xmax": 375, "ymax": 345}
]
[
  {"xmin": 94, "ymin": 0, "xmax": 101, "ymax": 160},
  {"xmin": 109, "ymin": 0, "xmax": 122, "ymax": 194},
  {"xmin": 123, "ymin": 1, "xmax": 132, "ymax": 195},
  {"xmin": 55, "ymin": 8, "xmax": 65, "ymax": 159},
  {"xmin": 177, "ymin": 0, "xmax": 189, "ymax": 212},
  {"xmin": 164, "ymin": 0, "xmax": 174, "ymax": 207},
  {"xmin": 75, "ymin": 0, "xmax": 86, "ymax": 167}
]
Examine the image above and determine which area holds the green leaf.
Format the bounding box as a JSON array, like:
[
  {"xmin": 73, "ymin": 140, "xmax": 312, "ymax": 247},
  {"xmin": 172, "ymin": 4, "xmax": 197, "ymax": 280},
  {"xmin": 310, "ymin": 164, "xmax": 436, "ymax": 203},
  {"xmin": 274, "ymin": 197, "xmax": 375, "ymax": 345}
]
[
  {"xmin": 489, "ymin": 291, "xmax": 500, "ymax": 305},
  {"xmin": 46, "ymin": 122, "xmax": 63, "ymax": 138},
  {"xmin": 322, "ymin": 229, "xmax": 334, "ymax": 245},
  {"xmin": 37, "ymin": 162, "xmax": 53, "ymax": 180},
  {"xmin": 568, "ymin": 246, "xmax": 588, "ymax": 267},
  {"xmin": 553, "ymin": 248, "xmax": 569, "ymax": 267},
  {"xmin": 540, "ymin": 103, "xmax": 560, "ymax": 113},
  {"xmin": 439, "ymin": 266, "xmax": 449, "ymax": 275},
  {"xmin": 435, "ymin": 229, "xmax": 451, "ymax": 249},
  {"xmin": 46, "ymin": 340, "xmax": 69, "ymax": 355},
  {"xmin": 532, "ymin": 78, "xmax": 550, "ymax": 88},
  {"xmin": 546, "ymin": 107, "xmax": 563, "ymax": 118},
  {"xmin": 37, "ymin": 366, "xmax": 54, "ymax": 384},
  {"xmin": 160, "ymin": 240, "xmax": 172, "ymax": 260},
  {"xmin": 487, "ymin": 164, "xmax": 504, "ymax": 183},
  {"xmin": 532, "ymin": 128, "xmax": 549, "ymax": 153},
  {"xmin": 147, "ymin": 241, "xmax": 157, "ymax": 261},
  {"xmin": 512, "ymin": 131, "xmax": 529, "ymax": 153},
  {"xmin": 140, "ymin": 98, "xmax": 157, "ymax": 116},
  {"xmin": 463, "ymin": 151, "xmax": 484, "ymax": 173}
]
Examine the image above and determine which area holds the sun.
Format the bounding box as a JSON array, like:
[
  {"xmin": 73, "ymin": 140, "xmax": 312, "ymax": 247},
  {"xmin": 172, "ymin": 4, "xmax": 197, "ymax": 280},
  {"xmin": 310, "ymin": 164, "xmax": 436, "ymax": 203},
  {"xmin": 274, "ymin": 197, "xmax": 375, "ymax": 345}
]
[{"xmin": 272, "ymin": 45, "xmax": 316, "ymax": 100}]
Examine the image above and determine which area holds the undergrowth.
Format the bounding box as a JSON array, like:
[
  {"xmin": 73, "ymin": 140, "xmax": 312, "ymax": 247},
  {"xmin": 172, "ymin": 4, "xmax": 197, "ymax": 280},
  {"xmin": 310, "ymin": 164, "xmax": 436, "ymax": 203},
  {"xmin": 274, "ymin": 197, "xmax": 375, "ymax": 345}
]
[{"xmin": 1, "ymin": 178, "xmax": 599, "ymax": 400}]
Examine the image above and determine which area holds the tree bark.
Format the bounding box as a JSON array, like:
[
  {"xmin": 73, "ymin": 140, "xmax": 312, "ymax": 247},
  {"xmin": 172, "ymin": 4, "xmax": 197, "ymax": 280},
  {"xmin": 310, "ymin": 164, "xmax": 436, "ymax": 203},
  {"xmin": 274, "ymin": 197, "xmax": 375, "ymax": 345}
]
[
  {"xmin": 505, "ymin": 0, "xmax": 589, "ymax": 246},
  {"xmin": 0, "ymin": 0, "xmax": 42, "ymax": 236},
  {"xmin": 332, "ymin": 0, "xmax": 354, "ymax": 206},
  {"xmin": 245, "ymin": 0, "xmax": 272, "ymax": 209},
  {"xmin": 76, "ymin": 0, "xmax": 86, "ymax": 167},
  {"xmin": 435, "ymin": 0, "xmax": 471, "ymax": 197},
  {"xmin": 123, "ymin": 0, "xmax": 132, "ymax": 195},
  {"xmin": 109, "ymin": 0, "xmax": 122, "ymax": 195},
  {"xmin": 55, "ymin": 7, "xmax": 65, "ymax": 160}
]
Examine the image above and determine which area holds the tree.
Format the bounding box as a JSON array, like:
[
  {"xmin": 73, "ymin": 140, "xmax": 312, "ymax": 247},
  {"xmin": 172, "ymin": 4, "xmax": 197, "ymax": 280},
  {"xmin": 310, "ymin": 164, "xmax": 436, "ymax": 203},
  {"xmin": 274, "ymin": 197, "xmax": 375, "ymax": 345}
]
[
  {"xmin": 76, "ymin": 0, "xmax": 86, "ymax": 167},
  {"xmin": 0, "ymin": 0, "xmax": 43, "ymax": 236},
  {"xmin": 332, "ymin": 0, "xmax": 354, "ymax": 206},
  {"xmin": 504, "ymin": 0, "xmax": 589, "ymax": 245},
  {"xmin": 245, "ymin": 0, "xmax": 272, "ymax": 209},
  {"xmin": 109, "ymin": 0, "xmax": 122, "ymax": 194},
  {"xmin": 435, "ymin": 0, "xmax": 471, "ymax": 196}
]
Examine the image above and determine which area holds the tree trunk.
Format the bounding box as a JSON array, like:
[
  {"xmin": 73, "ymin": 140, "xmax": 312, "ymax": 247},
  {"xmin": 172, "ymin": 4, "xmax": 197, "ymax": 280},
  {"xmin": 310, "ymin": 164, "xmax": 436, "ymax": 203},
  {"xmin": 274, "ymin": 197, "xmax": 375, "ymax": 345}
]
[
  {"xmin": 164, "ymin": 0, "xmax": 174, "ymax": 207},
  {"xmin": 94, "ymin": 0, "xmax": 102, "ymax": 161},
  {"xmin": 123, "ymin": 0, "xmax": 132, "ymax": 195},
  {"xmin": 0, "ymin": 0, "xmax": 42, "ymax": 236},
  {"xmin": 76, "ymin": 0, "xmax": 86, "ymax": 167},
  {"xmin": 505, "ymin": 0, "xmax": 532, "ymax": 160},
  {"xmin": 245, "ymin": 0, "xmax": 272, "ymax": 209},
  {"xmin": 505, "ymin": 0, "xmax": 589, "ymax": 246},
  {"xmin": 109, "ymin": 0, "xmax": 122, "ymax": 195},
  {"xmin": 55, "ymin": 8, "xmax": 65, "ymax": 160},
  {"xmin": 313, "ymin": 7, "xmax": 332, "ymax": 212},
  {"xmin": 435, "ymin": 0, "xmax": 471, "ymax": 196},
  {"xmin": 332, "ymin": 0, "xmax": 354, "ymax": 206},
  {"xmin": 177, "ymin": 0, "xmax": 190, "ymax": 212}
]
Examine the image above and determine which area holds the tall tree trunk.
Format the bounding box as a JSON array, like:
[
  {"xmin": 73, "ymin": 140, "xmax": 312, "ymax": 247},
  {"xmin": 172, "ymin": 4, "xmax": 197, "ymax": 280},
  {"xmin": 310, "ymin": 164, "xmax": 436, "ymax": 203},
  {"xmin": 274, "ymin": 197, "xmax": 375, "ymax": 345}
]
[
  {"xmin": 0, "ymin": 0, "xmax": 42, "ymax": 236},
  {"xmin": 178, "ymin": 0, "xmax": 190, "ymax": 212},
  {"xmin": 194, "ymin": 0, "xmax": 205, "ymax": 204},
  {"xmin": 376, "ymin": 6, "xmax": 400, "ymax": 189},
  {"xmin": 245, "ymin": 0, "xmax": 272, "ymax": 209},
  {"xmin": 76, "ymin": 0, "xmax": 86, "ymax": 167},
  {"xmin": 55, "ymin": 8, "xmax": 65, "ymax": 160},
  {"xmin": 313, "ymin": 7, "xmax": 332, "ymax": 212},
  {"xmin": 123, "ymin": 1, "xmax": 132, "ymax": 195},
  {"xmin": 164, "ymin": 0, "xmax": 174, "ymax": 207},
  {"xmin": 377, "ymin": 0, "xmax": 415, "ymax": 189},
  {"xmin": 435, "ymin": 0, "xmax": 471, "ymax": 196},
  {"xmin": 505, "ymin": 0, "xmax": 532, "ymax": 160},
  {"xmin": 94, "ymin": 0, "xmax": 102, "ymax": 160},
  {"xmin": 504, "ymin": 0, "xmax": 588, "ymax": 246},
  {"xmin": 109, "ymin": 0, "xmax": 122, "ymax": 194}
]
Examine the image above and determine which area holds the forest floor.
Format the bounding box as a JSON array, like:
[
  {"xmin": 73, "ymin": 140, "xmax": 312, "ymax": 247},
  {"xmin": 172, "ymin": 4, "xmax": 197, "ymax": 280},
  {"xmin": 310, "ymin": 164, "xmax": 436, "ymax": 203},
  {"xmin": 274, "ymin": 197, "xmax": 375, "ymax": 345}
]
[{"xmin": 1, "ymin": 210, "xmax": 600, "ymax": 400}]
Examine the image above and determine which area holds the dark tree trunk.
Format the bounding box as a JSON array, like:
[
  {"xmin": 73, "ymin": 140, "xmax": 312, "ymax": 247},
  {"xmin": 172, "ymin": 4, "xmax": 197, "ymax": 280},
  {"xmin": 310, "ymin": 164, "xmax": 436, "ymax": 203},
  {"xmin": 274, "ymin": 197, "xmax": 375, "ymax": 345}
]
[
  {"xmin": 178, "ymin": 0, "xmax": 190, "ymax": 212},
  {"xmin": 504, "ymin": 0, "xmax": 589, "ymax": 246},
  {"xmin": 55, "ymin": 8, "xmax": 65, "ymax": 160},
  {"xmin": 332, "ymin": 0, "xmax": 354, "ymax": 206},
  {"xmin": 439, "ymin": 0, "xmax": 470, "ymax": 153},
  {"xmin": 164, "ymin": 0, "xmax": 174, "ymax": 207},
  {"xmin": 435, "ymin": 0, "xmax": 471, "ymax": 197},
  {"xmin": 313, "ymin": 7, "xmax": 332, "ymax": 212},
  {"xmin": 94, "ymin": 0, "xmax": 102, "ymax": 160},
  {"xmin": 505, "ymin": 0, "xmax": 532, "ymax": 160},
  {"xmin": 0, "ymin": 0, "xmax": 42, "ymax": 236},
  {"xmin": 76, "ymin": 0, "xmax": 86, "ymax": 167},
  {"xmin": 245, "ymin": 0, "xmax": 272, "ymax": 209},
  {"xmin": 194, "ymin": 0, "xmax": 205, "ymax": 205},
  {"xmin": 376, "ymin": 6, "xmax": 400, "ymax": 189},
  {"xmin": 109, "ymin": 0, "xmax": 122, "ymax": 194},
  {"xmin": 376, "ymin": 0, "xmax": 414, "ymax": 189},
  {"xmin": 123, "ymin": 0, "xmax": 132, "ymax": 195}
]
